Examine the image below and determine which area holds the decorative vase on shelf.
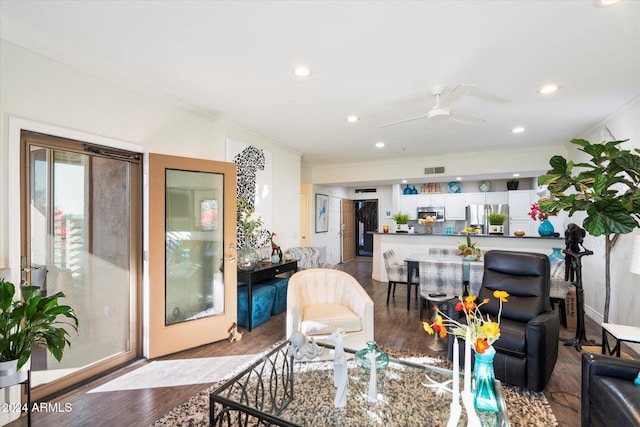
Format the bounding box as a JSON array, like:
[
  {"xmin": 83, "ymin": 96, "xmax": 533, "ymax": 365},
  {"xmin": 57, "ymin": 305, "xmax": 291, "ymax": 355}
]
[
  {"xmin": 538, "ymin": 219, "xmax": 554, "ymax": 237},
  {"xmin": 473, "ymin": 345, "xmax": 499, "ymax": 413},
  {"xmin": 424, "ymin": 225, "xmax": 433, "ymax": 235},
  {"xmin": 355, "ymin": 341, "xmax": 389, "ymax": 371},
  {"xmin": 237, "ymin": 239, "xmax": 260, "ymax": 271}
]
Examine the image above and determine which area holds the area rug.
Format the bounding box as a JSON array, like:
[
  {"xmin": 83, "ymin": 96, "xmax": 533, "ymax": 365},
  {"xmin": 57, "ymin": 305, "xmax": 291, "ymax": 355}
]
[
  {"xmin": 153, "ymin": 346, "xmax": 557, "ymax": 426},
  {"xmin": 88, "ymin": 354, "xmax": 259, "ymax": 393}
]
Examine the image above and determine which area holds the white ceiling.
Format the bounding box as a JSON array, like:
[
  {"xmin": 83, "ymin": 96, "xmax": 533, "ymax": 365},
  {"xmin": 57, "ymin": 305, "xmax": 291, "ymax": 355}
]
[{"xmin": 1, "ymin": 1, "xmax": 639, "ymax": 172}]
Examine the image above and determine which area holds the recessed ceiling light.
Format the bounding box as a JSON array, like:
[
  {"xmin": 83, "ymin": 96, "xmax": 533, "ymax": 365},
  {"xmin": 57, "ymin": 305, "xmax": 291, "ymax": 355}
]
[
  {"xmin": 293, "ymin": 66, "xmax": 312, "ymax": 78},
  {"xmin": 456, "ymin": 177, "xmax": 462, "ymax": 181},
  {"xmin": 375, "ymin": 142, "xmax": 385, "ymax": 148},
  {"xmin": 401, "ymin": 179, "xmax": 408, "ymax": 184},
  {"xmin": 513, "ymin": 173, "xmax": 520, "ymax": 177},
  {"xmin": 594, "ymin": 0, "xmax": 622, "ymax": 7},
  {"xmin": 539, "ymin": 84, "xmax": 559, "ymax": 95},
  {"xmin": 512, "ymin": 127, "xmax": 525, "ymax": 133},
  {"xmin": 347, "ymin": 115, "xmax": 359, "ymax": 123}
]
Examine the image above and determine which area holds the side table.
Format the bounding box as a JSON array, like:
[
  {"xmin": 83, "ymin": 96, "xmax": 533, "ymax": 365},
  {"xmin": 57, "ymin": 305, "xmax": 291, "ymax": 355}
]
[
  {"xmin": 601, "ymin": 323, "xmax": 640, "ymax": 357},
  {"xmin": 237, "ymin": 260, "xmax": 298, "ymax": 331}
]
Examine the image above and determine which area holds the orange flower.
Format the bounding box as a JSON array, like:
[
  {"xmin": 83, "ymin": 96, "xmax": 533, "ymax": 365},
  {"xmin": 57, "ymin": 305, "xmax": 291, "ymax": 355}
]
[{"xmin": 475, "ymin": 338, "xmax": 490, "ymax": 354}]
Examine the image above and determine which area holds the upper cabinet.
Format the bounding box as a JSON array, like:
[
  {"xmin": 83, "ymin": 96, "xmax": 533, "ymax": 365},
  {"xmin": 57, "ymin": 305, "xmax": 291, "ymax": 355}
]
[{"xmin": 444, "ymin": 193, "xmax": 467, "ymax": 220}]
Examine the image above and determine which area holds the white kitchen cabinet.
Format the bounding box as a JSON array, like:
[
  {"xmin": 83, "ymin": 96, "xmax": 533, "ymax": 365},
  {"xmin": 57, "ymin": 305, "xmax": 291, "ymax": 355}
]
[
  {"xmin": 429, "ymin": 193, "xmax": 445, "ymax": 206},
  {"xmin": 485, "ymin": 191, "xmax": 508, "ymax": 205},
  {"xmin": 444, "ymin": 193, "xmax": 467, "ymax": 220},
  {"xmin": 399, "ymin": 195, "xmax": 418, "ymax": 219},
  {"xmin": 507, "ymin": 190, "xmax": 537, "ymax": 220},
  {"xmin": 467, "ymin": 192, "xmax": 485, "ymax": 204}
]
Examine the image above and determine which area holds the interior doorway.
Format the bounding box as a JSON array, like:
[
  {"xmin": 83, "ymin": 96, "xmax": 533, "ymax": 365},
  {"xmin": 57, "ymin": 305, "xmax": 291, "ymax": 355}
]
[{"xmin": 355, "ymin": 200, "xmax": 378, "ymax": 257}]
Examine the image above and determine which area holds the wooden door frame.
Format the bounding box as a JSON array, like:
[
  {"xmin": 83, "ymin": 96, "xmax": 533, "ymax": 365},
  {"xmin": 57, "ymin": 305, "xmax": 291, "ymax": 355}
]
[{"xmin": 146, "ymin": 153, "xmax": 237, "ymax": 358}]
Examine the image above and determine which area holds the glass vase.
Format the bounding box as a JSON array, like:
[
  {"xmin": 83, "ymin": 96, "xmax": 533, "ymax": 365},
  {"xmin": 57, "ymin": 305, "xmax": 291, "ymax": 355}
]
[
  {"xmin": 237, "ymin": 242, "xmax": 260, "ymax": 271},
  {"xmin": 548, "ymin": 247, "xmax": 564, "ymax": 263},
  {"xmin": 538, "ymin": 219, "xmax": 554, "ymax": 237},
  {"xmin": 355, "ymin": 341, "xmax": 389, "ymax": 371},
  {"xmin": 473, "ymin": 345, "xmax": 499, "ymax": 413}
]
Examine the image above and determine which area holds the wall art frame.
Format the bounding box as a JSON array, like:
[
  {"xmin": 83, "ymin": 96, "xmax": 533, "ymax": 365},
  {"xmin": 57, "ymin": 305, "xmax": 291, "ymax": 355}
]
[{"xmin": 315, "ymin": 193, "xmax": 329, "ymax": 233}]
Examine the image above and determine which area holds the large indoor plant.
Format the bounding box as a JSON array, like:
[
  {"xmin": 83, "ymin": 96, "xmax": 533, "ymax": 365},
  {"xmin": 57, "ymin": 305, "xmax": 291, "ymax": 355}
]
[
  {"xmin": 537, "ymin": 137, "xmax": 640, "ymax": 323},
  {"xmin": 0, "ymin": 278, "xmax": 78, "ymax": 380}
]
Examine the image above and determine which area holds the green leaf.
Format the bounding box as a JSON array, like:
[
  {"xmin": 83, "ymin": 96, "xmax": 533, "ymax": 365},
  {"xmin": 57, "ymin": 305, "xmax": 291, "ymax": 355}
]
[
  {"xmin": 592, "ymin": 174, "xmax": 609, "ymax": 195},
  {"xmin": 548, "ymin": 155, "xmax": 568, "ymax": 172},
  {"xmin": 0, "ymin": 279, "xmax": 16, "ymax": 311}
]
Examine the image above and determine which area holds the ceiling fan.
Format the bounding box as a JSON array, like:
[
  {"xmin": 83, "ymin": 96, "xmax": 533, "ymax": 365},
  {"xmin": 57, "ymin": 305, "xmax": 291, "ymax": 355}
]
[{"xmin": 377, "ymin": 84, "xmax": 485, "ymax": 128}]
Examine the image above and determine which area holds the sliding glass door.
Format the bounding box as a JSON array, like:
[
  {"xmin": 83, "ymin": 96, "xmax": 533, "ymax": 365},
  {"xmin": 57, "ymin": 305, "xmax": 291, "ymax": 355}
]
[{"xmin": 20, "ymin": 131, "xmax": 141, "ymax": 400}]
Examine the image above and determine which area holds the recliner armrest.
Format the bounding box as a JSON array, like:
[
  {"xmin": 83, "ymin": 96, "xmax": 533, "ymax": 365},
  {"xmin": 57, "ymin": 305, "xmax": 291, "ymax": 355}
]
[
  {"xmin": 581, "ymin": 352, "xmax": 640, "ymax": 427},
  {"xmin": 525, "ymin": 310, "xmax": 560, "ymax": 392}
]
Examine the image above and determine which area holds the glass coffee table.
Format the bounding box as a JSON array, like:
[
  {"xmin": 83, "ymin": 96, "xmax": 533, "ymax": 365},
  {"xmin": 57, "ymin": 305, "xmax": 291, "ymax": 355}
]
[{"xmin": 210, "ymin": 341, "xmax": 510, "ymax": 426}]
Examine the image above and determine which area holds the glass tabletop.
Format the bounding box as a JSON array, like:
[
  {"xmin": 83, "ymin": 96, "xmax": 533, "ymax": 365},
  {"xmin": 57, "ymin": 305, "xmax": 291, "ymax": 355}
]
[{"xmin": 210, "ymin": 341, "xmax": 510, "ymax": 427}]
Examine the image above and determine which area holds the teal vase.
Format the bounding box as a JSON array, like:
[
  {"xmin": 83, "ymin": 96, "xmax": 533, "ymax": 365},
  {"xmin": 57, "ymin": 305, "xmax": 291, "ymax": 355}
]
[
  {"xmin": 355, "ymin": 341, "xmax": 389, "ymax": 371},
  {"xmin": 538, "ymin": 219, "xmax": 554, "ymax": 237},
  {"xmin": 473, "ymin": 345, "xmax": 499, "ymax": 412},
  {"xmin": 549, "ymin": 247, "xmax": 564, "ymax": 263}
]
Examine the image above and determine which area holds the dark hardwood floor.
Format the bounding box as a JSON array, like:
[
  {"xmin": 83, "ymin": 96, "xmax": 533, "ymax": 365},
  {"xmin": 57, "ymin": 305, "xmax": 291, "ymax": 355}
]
[{"xmin": 8, "ymin": 258, "xmax": 636, "ymax": 426}]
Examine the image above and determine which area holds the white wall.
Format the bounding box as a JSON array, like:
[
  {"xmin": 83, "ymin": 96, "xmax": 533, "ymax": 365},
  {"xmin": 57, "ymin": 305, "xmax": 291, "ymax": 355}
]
[
  {"xmin": 571, "ymin": 98, "xmax": 640, "ymax": 332},
  {"xmin": 0, "ymin": 40, "xmax": 302, "ymax": 270},
  {"xmin": 310, "ymin": 145, "xmax": 567, "ymax": 186}
]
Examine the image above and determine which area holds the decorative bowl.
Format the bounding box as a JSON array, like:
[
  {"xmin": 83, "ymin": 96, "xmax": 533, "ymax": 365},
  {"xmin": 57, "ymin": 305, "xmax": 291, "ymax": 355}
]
[{"xmin": 514, "ymin": 230, "xmax": 525, "ymax": 237}]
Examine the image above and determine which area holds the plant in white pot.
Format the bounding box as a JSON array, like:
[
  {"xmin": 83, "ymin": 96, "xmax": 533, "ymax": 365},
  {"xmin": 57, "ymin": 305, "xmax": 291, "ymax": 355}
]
[
  {"xmin": 0, "ymin": 278, "xmax": 78, "ymax": 387},
  {"xmin": 487, "ymin": 213, "xmax": 508, "ymax": 235},
  {"xmin": 391, "ymin": 212, "xmax": 411, "ymax": 232}
]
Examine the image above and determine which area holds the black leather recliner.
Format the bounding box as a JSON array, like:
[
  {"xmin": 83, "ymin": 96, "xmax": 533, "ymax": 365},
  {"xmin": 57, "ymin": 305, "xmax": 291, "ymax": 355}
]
[
  {"xmin": 581, "ymin": 352, "xmax": 640, "ymax": 427},
  {"xmin": 477, "ymin": 250, "xmax": 560, "ymax": 392}
]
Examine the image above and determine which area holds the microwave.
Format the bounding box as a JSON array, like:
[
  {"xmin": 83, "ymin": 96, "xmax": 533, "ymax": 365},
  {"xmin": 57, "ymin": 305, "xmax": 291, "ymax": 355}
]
[{"xmin": 417, "ymin": 206, "xmax": 445, "ymax": 222}]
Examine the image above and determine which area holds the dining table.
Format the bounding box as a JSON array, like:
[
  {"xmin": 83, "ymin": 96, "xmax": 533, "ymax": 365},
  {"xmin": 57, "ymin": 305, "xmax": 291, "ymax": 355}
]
[{"xmin": 404, "ymin": 253, "xmax": 485, "ymax": 308}]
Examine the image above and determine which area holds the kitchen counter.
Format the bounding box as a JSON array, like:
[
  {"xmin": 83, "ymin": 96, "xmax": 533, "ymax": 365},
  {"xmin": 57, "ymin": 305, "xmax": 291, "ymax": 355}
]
[{"xmin": 372, "ymin": 232, "xmax": 564, "ymax": 283}]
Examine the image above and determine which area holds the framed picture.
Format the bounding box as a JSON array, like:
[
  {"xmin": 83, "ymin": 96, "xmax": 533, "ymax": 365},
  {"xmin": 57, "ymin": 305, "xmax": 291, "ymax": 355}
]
[
  {"xmin": 260, "ymin": 248, "xmax": 272, "ymax": 263},
  {"xmin": 315, "ymin": 193, "xmax": 329, "ymax": 233}
]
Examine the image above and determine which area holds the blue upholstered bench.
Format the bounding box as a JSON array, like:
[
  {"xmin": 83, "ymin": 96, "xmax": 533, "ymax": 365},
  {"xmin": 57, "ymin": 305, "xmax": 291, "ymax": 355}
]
[
  {"xmin": 237, "ymin": 284, "xmax": 276, "ymax": 329},
  {"xmin": 261, "ymin": 277, "xmax": 289, "ymax": 315}
]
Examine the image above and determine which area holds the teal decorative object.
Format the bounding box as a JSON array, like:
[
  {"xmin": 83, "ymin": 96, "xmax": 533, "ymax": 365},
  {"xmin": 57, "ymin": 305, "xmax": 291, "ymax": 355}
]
[
  {"xmin": 548, "ymin": 247, "xmax": 564, "ymax": 263},
  {"xmin": 448, "ymin": 181, "xmax": 462, "ymax": 193},
  {"xmin": 355, "ymin": 341, "xmax": 389, "ymax": 371},
  {"xmin": 473, "ymin": 345, "xmax": 499, "ymax": 412},
  {"xmin": 538, "ymin": 219, "xmax": 554, "ymax": 237}
]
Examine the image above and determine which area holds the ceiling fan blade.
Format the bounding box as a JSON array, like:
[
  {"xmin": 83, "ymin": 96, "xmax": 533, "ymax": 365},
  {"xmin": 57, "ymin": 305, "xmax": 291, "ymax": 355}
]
[
  {"xmin": 377, "ymin": 113, "xmax": 429, "ymax": 128},
  {"xmin": 448, "ymin": 111, "xmax": 485, "ymax": 125},
  {"xmin": 439, "ymin": 84, "xmax": 476, "ymax": 109}
]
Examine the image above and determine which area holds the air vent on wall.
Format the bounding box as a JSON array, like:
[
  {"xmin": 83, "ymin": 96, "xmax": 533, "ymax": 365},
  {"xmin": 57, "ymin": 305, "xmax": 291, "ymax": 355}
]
[
  {"xmin": 355, "ymin": 188, "xmax": 377, "ymax": 194},
  {"xmin": 424, "ymin": 166, "xmax": 445, "ymax": 175}
]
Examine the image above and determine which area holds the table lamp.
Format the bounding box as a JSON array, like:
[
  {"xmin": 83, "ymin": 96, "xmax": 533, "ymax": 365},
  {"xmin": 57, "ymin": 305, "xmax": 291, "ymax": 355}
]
[{"xmin": 631, "ymin": 235, "xmax": 640, "ymax": 386}]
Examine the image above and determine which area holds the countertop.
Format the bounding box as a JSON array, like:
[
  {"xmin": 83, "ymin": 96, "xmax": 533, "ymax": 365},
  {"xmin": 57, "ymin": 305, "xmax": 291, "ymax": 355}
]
[{"xmin": 371, "ymin": 232, "xmax": 563, "ymax": 240}]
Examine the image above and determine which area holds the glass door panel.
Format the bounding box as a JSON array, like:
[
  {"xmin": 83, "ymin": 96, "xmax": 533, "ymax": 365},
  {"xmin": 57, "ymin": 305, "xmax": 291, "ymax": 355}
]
[{"xmin": 165, "ymin": 169, "xmax": 224, "ymax": 325}]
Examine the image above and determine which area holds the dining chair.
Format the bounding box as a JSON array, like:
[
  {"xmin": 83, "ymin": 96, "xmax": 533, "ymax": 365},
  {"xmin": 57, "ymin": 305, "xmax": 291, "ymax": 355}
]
[
  {"xmin": 419, "ymin": 258, "xmax": 464, "ymax": 351},
  {"xmin": 382, "ymin": 249, "xmax": 419, "ymax": 310}
]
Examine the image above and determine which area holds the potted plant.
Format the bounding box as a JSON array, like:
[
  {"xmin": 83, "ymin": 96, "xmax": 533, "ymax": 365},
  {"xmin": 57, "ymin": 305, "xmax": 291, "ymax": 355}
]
[
  {"xmin": 391, "ymin": 212, "xmax": 410, "ymax": 232},
  {"xmin": 538, "ymin": 137, "xmax": 640, "ymax": 324},
  {"xmin": 0, "ymin": 278, "xmax": 78, "ymax": 387},
  {"xmin": 506, "ymin": 179, "xmax": 519, "ymax": 190},
  {"xmin": 487, "ymin": 212, "xmax": 508, "ymax": 235}
]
